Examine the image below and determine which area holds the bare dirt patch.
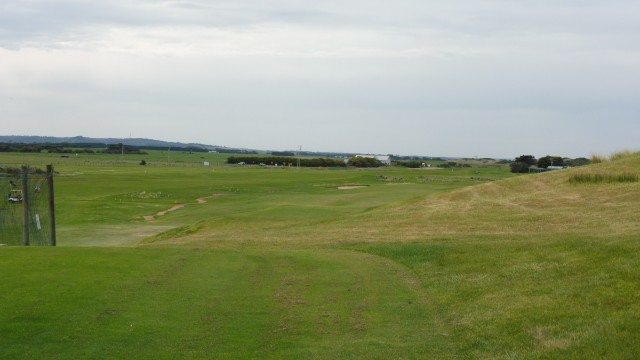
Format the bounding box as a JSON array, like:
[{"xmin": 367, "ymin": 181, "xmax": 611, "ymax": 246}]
[
  {"xmin": 196, "ymin": 194, "xmax": 224, "ymax": 204},
  {"xmin": 337, "ymin": 185, "xmax": 369, "ymax": 190},
  {"xmin": 144, "ymin": 204, "xmax": 185, "ymax": 221},
  {"xmin": 157, "ymin": 204, "xmax": 185, "ymax": 216},
  {"xmin": 144, "ymin": 194, "xmax": 224, "ymax": 221}
]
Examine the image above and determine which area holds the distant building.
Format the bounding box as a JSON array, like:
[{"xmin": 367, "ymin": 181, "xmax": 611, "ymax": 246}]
[{"xmin": 356, "ymin": 154, "xmax": 392, "ymax": 166}]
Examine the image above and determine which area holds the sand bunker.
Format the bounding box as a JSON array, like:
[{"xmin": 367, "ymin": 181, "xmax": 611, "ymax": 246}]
[{"xmin": 337, "ymin": 185, "xmax": 369, "ymax": 190}]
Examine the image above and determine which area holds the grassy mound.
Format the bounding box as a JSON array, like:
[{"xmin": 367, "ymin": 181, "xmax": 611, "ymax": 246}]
[{"xmin": 343, "ymin": 153, "xmax": 640, "ymax": 358}]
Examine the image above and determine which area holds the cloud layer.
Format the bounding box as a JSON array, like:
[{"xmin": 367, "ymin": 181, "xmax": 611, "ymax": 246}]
[{"xmin": 1, "ymin": 1, "xmax": 639, "ymax": 157}]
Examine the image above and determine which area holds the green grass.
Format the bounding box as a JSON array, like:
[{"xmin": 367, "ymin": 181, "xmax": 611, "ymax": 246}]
[
  {"xmin": 2, "ymin": 151, "xmax": 640, "ymax": 358},
  {"xmin": 0, "ymin": 247, "xmax": 453, "ymax": 359}
]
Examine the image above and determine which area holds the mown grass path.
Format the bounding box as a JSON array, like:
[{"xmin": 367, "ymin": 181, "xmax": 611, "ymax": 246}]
[{"xmin": 0, "ymin": 247, "xmax": 452, "ymax": 359}]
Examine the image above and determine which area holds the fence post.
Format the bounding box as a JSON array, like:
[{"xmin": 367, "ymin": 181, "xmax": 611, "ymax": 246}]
[
  {"xmin": 21, "ymin": 166, "xmax": 29, "ymax": 246},
  {"xmin": 47, "ymin": 164, "xmax": 56, "ymax": 246}
]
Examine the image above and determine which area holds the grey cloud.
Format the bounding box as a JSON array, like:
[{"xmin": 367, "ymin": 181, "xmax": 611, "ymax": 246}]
[{"xmin": 2, "ymin": 0, "xmax": 639, "ymax": 157}]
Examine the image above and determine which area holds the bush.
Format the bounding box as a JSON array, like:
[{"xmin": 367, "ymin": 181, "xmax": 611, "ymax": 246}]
[
  {"xmin": 515, "ymin": 155, "xmax": 537, "ymax": 166},
  {"xmin": 510, "ymin": 162, "xmax": 530, "ymax": 173},
  {"xmin": 227, "ymin": 156, "xmax": 346, "ymax": 168},
  {"xmin": 537, "ymin": 156, "xmax": 564, "ymax": 169},
  {"xmin": 348, "ymin": 157, "xmax": 383, "ymax": 168}
]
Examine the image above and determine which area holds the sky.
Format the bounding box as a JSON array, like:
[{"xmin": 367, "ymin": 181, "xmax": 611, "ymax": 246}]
[{"xmin": 1, "ymin": 1, "xmax": 639, "ymax": 158}]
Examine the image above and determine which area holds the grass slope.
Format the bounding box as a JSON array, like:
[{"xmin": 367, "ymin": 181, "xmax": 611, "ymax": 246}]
[{"xmin": 344, "ymin": 153, "xmax": 640, "ymax": 358}]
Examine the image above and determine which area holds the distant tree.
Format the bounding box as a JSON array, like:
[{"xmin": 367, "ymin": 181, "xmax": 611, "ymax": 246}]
[
  {"xmin": 510, "ymin": 162, "xmax": 530, "ymax": 173},
  {"xmin": 537, "ymin": 156, "xmax": 564, "ymax": 169},
  {"xmin": 105, "ymin": 143, "xmax": 147, "ymax": 155},
  {"xmin": 393, "ymin": 160, "xmax": 424, "ymax": 168},
  {"xmin": 271, "ymin": 151, "xmax": 295, "ymax": 157},
  {"xmin": 348, "ymin": 157, "xmax": 383, "ymax": 168},
  {"xmin": 515, "ymin": 155, "xmax": 537, "ymax": 166},
  {"xmin": 510, "ymin": 155, "xmax": 537, "ymax": 173}
]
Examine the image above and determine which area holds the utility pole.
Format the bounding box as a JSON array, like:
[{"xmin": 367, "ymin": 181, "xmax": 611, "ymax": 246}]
[{"xmin": 297, "ymin": 146, "xmax": 301, "ymax": 168}]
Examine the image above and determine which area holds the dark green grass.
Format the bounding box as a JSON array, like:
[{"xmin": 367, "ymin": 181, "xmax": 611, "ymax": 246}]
[{"xmin": 0, "ymin": 247, "xmax": 450, "ymax": 359}]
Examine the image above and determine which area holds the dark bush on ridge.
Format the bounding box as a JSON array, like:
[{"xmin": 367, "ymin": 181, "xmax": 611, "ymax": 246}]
[{"xmin": 228, "ymin": 156, "xmax": 347, "ymax": 167}]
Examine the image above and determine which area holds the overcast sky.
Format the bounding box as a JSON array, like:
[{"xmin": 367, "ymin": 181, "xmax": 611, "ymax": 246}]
[{"xmin": 1, "ymin": 1, "xmax": 639, "ymax": 158}]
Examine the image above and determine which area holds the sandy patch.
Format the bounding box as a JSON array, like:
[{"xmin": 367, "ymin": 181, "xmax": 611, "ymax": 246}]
[
  {"xmin": 337, "ymin": 185, "xmax": 369, "ymax": 190},
  {"xmin": 196, "ymin": 194, "xmax": 224, "ymax": 204},
  {"xmin": 144, "ymin": 204, "xmax": 185, "ymax": 221},
  {"xmin": 144, "ymin": 194, "xmax": 223, "ymax": 221},
  {"xmin": 157, "ymin": 204, "xmax": 185, "ymax": 216}
]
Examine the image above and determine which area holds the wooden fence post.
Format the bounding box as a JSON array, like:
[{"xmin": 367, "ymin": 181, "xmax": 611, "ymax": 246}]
[
  {"xmin": 47, "ymin": 164, "xmax": 56, "ymax": 246},
  {"xmin": 21, "ymin": 166, "xmax": 29, "ymax": 246}
]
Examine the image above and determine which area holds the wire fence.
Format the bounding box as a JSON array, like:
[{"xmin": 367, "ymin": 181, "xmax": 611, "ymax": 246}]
[{"xmin": 0, "ymin": 166, "xmax": 55, "ymax": 246}]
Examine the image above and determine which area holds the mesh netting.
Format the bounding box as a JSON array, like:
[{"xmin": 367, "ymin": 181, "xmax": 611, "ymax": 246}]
[{"xmin": 0, "ymin": 167, "xmax": 53, "ymax": 246}]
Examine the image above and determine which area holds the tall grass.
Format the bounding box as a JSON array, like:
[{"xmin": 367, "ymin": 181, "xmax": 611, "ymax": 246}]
[
  {"xmin": 591, "ymin": 149, "xmax": 638, "ymax": 163},
  {"xmin": 569, "ymin": 172, "xmax": 639, "ymax": 184},
  {"xmin": 590, "ymin": 154, "xmax": 607, "ymax": 164},
  {"xmin": 610, "ymin": 149, "xmax": 637, "ymax": 161}
]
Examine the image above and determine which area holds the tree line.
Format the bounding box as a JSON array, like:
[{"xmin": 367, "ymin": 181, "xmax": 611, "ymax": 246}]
[
  {"xmin": 227, "ymin": 156, "xmax": 387, "ymax": 168},
  {"xmin": 0, "ymin": 143, "xmax": 98, "ymax": 153},
  {"xmin": 510, "ymin": 155, "xmax": 591, "ymax": 173},
  {"xmin": 227, "ymin": 156, "xmax": 347, "ymax": 167}
]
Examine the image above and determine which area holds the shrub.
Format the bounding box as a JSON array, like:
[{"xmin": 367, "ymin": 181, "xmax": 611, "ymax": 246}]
[
  {"xmin": 510, "ymin": 162, "xmax": 530, "ymax": 173},
  {"xmin": 537, "ymin": 156, "xmax": 564, "ymax": 169},
  {"xmin": 348, "ymin": 157, "xmax": 383, "ymax": 168}
]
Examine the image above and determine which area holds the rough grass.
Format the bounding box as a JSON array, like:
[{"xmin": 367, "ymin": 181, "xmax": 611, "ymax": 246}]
[
  {"xmin": 569, "ymin": 172, "xmax": 639, "ymax": 184},
  {"xmin": 591, "ymin": 149, "xmax": 638, "ymax": 164}
]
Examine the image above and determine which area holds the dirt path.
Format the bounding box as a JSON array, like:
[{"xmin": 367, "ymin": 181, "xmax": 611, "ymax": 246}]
[
  {"xmin": 144, "ymin": 204, "xmax": 185, "ymax": 221},
  {"xmin": 196, "ymin": 194, "xmax": 223, "ymax": 204},
  {"xmin": 144, "ymin": 194, "xmax": 223, "ymax": 221}
]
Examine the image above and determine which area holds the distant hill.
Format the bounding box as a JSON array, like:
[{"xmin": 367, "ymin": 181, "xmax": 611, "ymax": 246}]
[
  {"xmin": 0, "ymin": 135, "xmax": 448, "ymax": 159},
  {"xmin": 0, "ymin": 135, "xmax": 360, "ymax": 158},
  {"xmin": 0, "ymin": 135, "xmax": 217, "ymax": 150}
]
